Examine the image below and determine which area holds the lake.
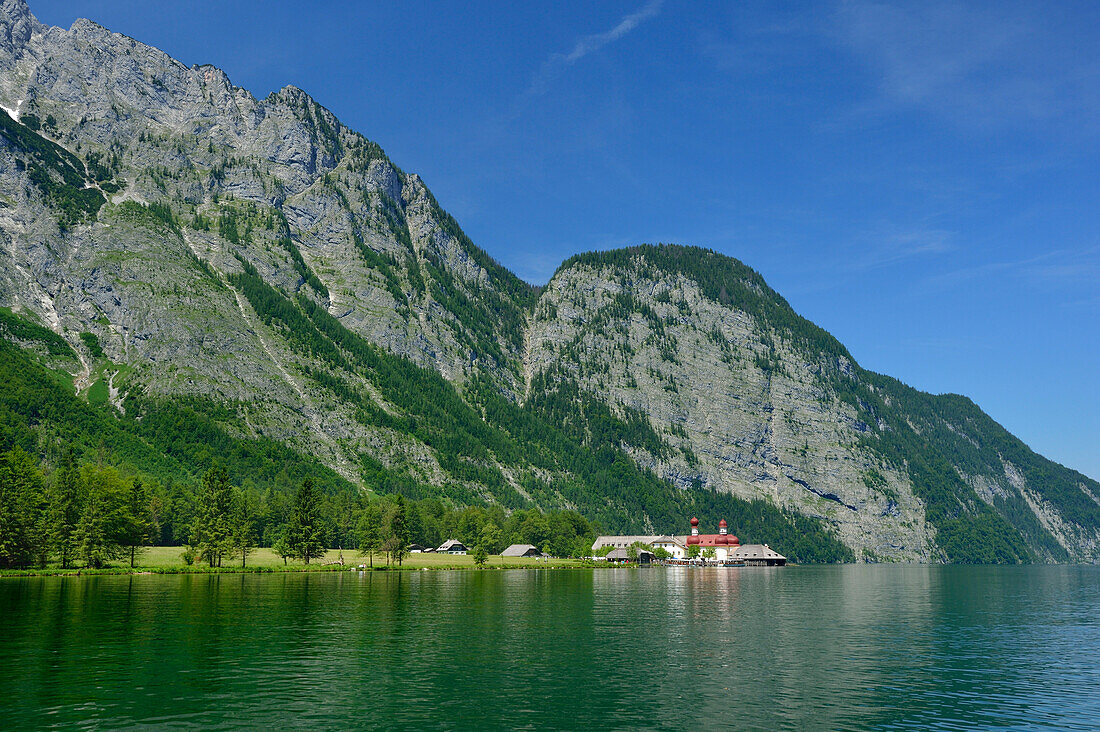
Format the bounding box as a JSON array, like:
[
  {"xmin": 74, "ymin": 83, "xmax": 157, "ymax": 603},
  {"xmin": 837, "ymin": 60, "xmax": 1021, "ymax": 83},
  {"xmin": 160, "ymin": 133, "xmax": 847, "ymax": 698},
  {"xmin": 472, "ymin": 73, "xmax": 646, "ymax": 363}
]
[{"xmin": 2, "ymin": 565, "xmax": 1098, "ymax": 730}]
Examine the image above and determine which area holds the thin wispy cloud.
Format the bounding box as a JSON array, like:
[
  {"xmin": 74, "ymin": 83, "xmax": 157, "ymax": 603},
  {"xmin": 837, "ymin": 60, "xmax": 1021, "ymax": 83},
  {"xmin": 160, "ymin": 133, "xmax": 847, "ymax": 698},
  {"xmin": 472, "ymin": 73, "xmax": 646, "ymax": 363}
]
[
  {"xmin": 700, "ymin": 2, "xmax": 1100, "ymax": 138},
  {"xmin": 524, "ymin": 0, "xmax": 664, "ymax": 98},
  {"xmin": 852, "ymin": 227, "xmax": 955, "ymax": 271},
  {"xmin": 927, "ymin": 245, "xmax": 1100, "ymax": 289},
  {"xmin": 831, "ymin": 0, "xmax": 1100, "ymax": 135},
  {"xmin": 807, "ymin": 222, "xmax": 958, "ymax": 276},
  {"xmin": 562, "ymin": 0, "xmax": 663, "ymax": 63}
]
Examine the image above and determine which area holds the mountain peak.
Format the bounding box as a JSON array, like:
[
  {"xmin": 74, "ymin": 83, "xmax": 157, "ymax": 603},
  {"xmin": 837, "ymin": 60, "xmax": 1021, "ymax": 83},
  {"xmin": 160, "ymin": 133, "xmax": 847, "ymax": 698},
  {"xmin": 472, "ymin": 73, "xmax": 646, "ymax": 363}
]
[
  {"xmin": 268, "ymin": 84, "xmax": 320, "ymax": 109},
  {"xmin": 1, "ymin": 0, "xmax": 32, "ymax": 23},
  {"xmin": 1, "ymin": 0, "xmax": 39, "ymax": 58}
]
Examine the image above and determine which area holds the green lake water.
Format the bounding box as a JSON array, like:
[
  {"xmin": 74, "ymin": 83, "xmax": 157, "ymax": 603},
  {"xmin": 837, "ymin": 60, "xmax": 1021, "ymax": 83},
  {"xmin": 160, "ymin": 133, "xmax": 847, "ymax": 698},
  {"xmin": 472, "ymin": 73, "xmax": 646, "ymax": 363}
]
[{"xmin": 2, "ymin": 565, "xmax": 1098, "ymax": 730}]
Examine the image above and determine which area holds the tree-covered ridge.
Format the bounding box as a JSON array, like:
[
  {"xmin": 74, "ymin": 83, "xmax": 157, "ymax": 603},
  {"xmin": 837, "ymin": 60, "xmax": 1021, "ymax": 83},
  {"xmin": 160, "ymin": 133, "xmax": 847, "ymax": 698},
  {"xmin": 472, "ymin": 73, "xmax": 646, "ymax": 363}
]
[
  {"xmin": 846, "ymin": 372, "xmax": 1100, "ymax": 562},
  {"xmin": 421, "ymin": 186, "xmax": 539, "ymax": 362},
  {"xmin": 0, "ymin": 329, "xmax": 852, "ymax": 567},
  {"xmin": 425, "ymin": 192, "xmax": 539, "ymax": 312},
  {"xmin": 558, "ymin": 244, "xmax": 855, "ymax": 367},
  {"xmin": 463, "ymin": 375, "xmax": 853, "ymax": 562},
  {"xmin": 4, "ymin": 140, "xmax": 1087, "ymax": 566}
]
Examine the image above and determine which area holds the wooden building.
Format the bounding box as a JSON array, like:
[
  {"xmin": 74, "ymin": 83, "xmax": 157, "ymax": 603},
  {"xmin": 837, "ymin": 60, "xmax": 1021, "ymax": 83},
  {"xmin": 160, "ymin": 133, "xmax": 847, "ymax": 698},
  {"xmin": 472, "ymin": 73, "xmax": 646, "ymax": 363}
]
[
  {"xmin": 605, "ymin": 547, "xmax": 655, "ymax": 564},
  {"xmin": 591, "ymin": 535, "xmax": 687, "ymax": 558},
  {"xmin": 437, "ymin": 539, "xmax": 468, "ymax": 555},
  {"xmin": 729, "ymin": 544, "xmax": 787, "ymax": 566},
  {"xmin": 501, "ymin": 544, "xmax": 542, "ymax": 558}
]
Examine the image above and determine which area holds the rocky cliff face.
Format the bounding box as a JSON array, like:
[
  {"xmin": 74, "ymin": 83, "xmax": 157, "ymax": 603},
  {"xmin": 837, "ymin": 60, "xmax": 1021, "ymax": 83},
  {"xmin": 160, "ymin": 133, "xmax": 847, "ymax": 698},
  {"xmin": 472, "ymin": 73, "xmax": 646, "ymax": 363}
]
[
  {"xmin": 0, "ymin": 0, "xmax": 533, "ymax": 483},
  {"xmin": 2, "ymin": 1, "xmax": 1098, "ymax": 562},
  {"xmin": 527, "ymin": 256, "xmax": 932, "ymax": 561},
  {"xmin": 528, "ymin": 248, "xmax": 1100, "ymax": 562}
]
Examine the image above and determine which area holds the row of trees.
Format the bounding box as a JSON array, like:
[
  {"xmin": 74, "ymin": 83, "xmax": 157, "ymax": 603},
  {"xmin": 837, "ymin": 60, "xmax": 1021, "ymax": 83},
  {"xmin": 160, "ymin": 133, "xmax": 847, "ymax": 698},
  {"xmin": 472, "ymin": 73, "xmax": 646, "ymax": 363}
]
[
  {"xmin": 0, "ymin": 448, "xmax": 153, "ymax": 569},
  {"xmin": 0, "ymin": 448, "xmax": 599, "ymax": 570},
  {"xmin": 183, "ymin": 466, "xmax": 327, "ymax": 568}
]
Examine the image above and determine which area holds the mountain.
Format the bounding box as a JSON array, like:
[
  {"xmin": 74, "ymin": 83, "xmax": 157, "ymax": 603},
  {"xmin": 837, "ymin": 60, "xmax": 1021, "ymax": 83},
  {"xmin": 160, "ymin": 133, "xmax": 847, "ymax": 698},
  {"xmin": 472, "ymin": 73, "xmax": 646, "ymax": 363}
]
[{"xmin": 1, "ymin": 0, "xmax": 1097, "ymax": 563}]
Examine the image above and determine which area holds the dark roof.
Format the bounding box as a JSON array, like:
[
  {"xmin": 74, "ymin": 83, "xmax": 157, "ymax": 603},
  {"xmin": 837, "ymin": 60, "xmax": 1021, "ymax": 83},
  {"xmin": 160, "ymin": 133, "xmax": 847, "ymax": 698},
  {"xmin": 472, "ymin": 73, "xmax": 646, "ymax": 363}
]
[
  {"xmin": 591, "ymin": 535, "xmax": 684, "ymax": 550},
  {"xmin": 730, "ymin": 544, "xmax": 786, "ymax": 560},
  {"xmin": 606, "ymin": 547, "xmax": 655, "ymax": 561},
  {"xmin": 501, "ymin": 544, "xmax": 540, "ymax": 557}
]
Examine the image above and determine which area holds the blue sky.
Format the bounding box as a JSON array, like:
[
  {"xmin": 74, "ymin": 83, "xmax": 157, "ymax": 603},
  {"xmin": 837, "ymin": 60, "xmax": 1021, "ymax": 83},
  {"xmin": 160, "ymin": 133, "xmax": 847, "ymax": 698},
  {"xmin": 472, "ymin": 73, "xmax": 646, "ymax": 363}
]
[{"xmin": 32, "ymin": 1, "xmax": 1100, "ymax": 480}]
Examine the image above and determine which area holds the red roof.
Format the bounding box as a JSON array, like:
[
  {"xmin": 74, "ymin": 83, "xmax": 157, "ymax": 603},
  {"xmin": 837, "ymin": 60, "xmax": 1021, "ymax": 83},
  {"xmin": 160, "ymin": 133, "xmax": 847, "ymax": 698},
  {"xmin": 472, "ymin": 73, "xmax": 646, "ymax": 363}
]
[{"xmin": 686, "ymin": 534, "xmax": 740, "ymax": 546}]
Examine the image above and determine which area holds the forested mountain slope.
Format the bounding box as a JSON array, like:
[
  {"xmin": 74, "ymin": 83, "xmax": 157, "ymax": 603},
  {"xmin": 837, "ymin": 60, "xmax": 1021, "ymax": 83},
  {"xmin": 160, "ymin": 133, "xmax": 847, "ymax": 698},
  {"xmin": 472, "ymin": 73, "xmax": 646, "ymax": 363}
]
[{"xmin": 1, "ymin": 0, "xmax": 1096, "ymax": 563}]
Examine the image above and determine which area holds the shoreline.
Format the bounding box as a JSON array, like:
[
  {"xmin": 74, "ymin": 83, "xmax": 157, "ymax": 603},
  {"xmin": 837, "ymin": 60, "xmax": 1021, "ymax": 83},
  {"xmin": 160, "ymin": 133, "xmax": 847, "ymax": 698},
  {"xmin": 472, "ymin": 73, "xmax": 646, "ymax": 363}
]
[
  {"xmin": 0, "ymin": 546, "xmax": 609, "ymax": 577},
  {"xmin": 0, "ymin": 562, "xmax": 620, "ymax": 578},
  {"xmin": 0, "ymin": 546, "xmax": 599, "ymax": 577}
]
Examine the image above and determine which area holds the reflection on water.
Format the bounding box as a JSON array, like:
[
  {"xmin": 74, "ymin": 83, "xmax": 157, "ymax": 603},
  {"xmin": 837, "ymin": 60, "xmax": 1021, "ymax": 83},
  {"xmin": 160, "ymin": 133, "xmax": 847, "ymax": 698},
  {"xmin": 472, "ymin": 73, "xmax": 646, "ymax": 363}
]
[{"xmin": 2, "ymin": 566, "xmax": 1098, "ymax": 730}]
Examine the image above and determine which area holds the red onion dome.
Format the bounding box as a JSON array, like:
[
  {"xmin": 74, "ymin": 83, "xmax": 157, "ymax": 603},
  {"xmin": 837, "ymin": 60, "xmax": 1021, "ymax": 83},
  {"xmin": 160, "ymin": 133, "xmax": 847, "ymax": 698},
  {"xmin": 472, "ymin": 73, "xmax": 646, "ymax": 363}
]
[
  {"xmin": 718, "ymin": 519, "xmax": 728, "ymax": 528},
  {"xmin": 728, "ymin": 535, "xmax": 739, "ymax": 545},
  {"xmin": 690, "ymin": 517, "xmax": 699, "ymax": 527}
]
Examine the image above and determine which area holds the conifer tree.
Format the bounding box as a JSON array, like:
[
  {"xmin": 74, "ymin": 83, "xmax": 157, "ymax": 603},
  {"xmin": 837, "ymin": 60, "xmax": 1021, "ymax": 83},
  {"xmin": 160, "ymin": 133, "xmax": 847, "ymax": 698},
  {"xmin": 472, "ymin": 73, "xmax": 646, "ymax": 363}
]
[
  {"xmin": 0, "ymin": 447, "xmax": 47, "ymax": 569},
  {"xmin": 328, "ymin": 491, "xmax": 357, "ymax": 551},
  {"xmin": 192, "ymin": 465, "xmax": 233, "ymax": 568},
  {"xmin": 47, "ymin": 455, "xmax": 82, "ymax": 569},
  {"xmin": 231, "ymin": 488, "xmax": 257, "ymax": 568},
  {"xmin": 121, "ymin": 477, "xmax": 152, "ymax": 568},
  {"xmin": 74, "ymin": 466, "xmax": 124, "ymax": 569},
  {"xmin": 356, "ymin": 502, "xmax": 383, "ymax": 568},
  {"xmin": 386, "ymin": 495, "xmax": 410, "ymax": 566},
  {"xmin": 286, "ymin": 478, "xmax": 325, "ymax": 563},
  {"xmin": 405, "ymin": 502, "xmax": 424, "ymax": 547}
]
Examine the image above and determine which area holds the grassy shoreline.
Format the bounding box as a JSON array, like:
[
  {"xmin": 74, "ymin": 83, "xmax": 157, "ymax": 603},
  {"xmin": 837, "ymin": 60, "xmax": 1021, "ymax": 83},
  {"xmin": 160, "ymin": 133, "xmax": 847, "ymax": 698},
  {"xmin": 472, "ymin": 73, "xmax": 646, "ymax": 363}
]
[{"xmin": 0, "ymin": 546, "xmax": 602, "ymax": 577}]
